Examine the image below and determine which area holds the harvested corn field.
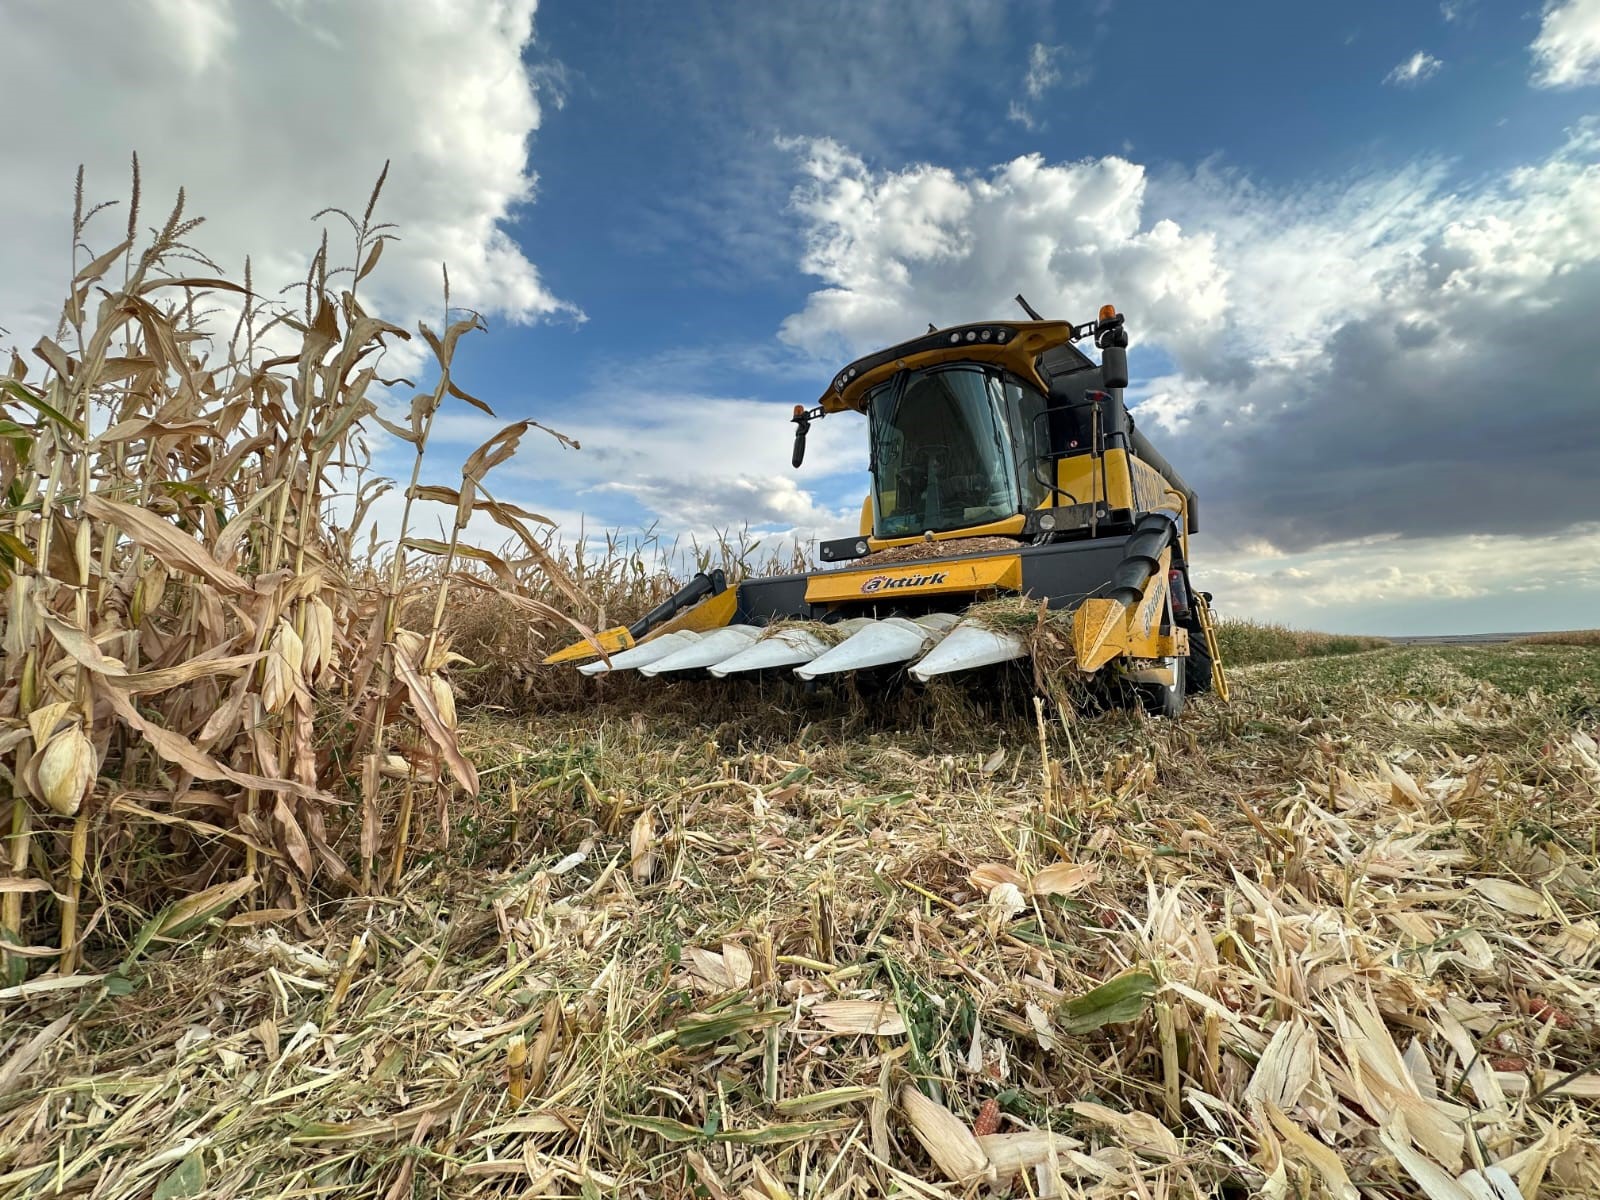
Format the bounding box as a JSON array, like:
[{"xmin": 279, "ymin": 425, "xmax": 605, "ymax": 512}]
[{"xmin": 4, "ymin": 643, "xmax": 1599, "ymax": 1199}]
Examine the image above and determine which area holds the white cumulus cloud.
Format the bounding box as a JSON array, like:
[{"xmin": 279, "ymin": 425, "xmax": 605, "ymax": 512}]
[
  {"xmin": 779, "ymin": 141, "xmax": 1227, "ymax": 364},
  {"xmin": 0, "ymin": 0, "xmax": 575, "ymax": 355},
  {"xmin": 411, "ymin": 389, "xmax": 866, "ymax": 549},
  {"xmin": 1385, "ymin": 51, "xmax": 1443, "ymax": 86},
  {"xmin": 1532, "ymin": 0, "xmax": 1600, "ymax": 88}
]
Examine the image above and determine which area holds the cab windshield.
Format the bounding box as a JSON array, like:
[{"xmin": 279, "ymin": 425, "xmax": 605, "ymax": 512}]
[{"xmin": 867, "ymin": 365, "xmax": 1048, "ymax": 539}]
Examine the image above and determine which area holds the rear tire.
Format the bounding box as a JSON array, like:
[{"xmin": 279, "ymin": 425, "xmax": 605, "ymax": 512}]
[
  {"xmin": 1183, "ymin": 618, "xmax": 1213, "ymax": 695},
  {"xmin": 1137, "ymin": 655, "xmax": 1186, "ymax": 718}
]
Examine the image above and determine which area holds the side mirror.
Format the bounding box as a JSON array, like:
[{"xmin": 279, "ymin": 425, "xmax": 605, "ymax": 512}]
[
  {"xmin": 1100, "ymin": 344, "xmax": 1129, "ymax": 390},
  {"xmin": 792, "ymin": 421, "xmax": 808, "ymax": 468}
]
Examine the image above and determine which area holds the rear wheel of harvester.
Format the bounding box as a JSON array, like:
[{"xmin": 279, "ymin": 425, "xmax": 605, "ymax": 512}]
[
  {"xmin": 1136, "ymin": 655, "xmax": 1186, "ymax": 718},
  {"xmin": 1183, "ymin": 617, "xmax": 1213, "ymax": 695}
]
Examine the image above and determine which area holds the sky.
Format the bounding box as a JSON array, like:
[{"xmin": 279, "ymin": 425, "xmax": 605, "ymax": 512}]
[{"xmin": 2, "ymin": 0, "xmax": 1599, "ymax": 635}]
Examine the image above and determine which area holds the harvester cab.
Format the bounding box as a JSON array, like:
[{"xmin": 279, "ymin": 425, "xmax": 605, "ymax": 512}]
[{"xmin": 546, "ymin": 300, "xmax": 1228, "ymax": 716}]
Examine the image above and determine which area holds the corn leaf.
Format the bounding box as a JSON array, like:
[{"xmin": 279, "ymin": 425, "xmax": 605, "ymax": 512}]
[
  {"xmin": 672, "ymin": 1007, "xmax": 788, "ymax": 1049},
  {"xmin": 151, "ymin": 1152, "xmax": 206, "ymax": 1200},
  {"xmin": 1058, "ymin": 970, "xmax": 1157, "ymax": 1034},
  {"xmin": 1, "ymin": 378, "xmax": 83, "ymax": 437},
  {"xmin": 83, "ymin": 494, "xmax": 250, "ymax": 594},
  {"xmin": 392, "ymin": 651, "xmax": 479, "ymax": 795}
]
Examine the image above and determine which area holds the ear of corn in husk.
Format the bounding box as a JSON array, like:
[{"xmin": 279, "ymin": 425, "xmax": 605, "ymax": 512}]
[
  {"xmin": 427, "ymin": 674, "xmax": 457, "ymax": 729},
  {"xmin": 33, "ymin": 723, "xmax": 96, "ymax": 816},
  {"xmin": 899, "ymin": 1085, "xmax": 992, "ymax": 1184},
  {"xmin": 302, "ymin": 597, "xmax": 335, "ymax": 682},
  {"xmin": 630, "ymin": 807, "xmax": 658, "ymax": 882},
  {"xmin": 262, "ymin": 619, "xmax": 305, "ymax": 713}
]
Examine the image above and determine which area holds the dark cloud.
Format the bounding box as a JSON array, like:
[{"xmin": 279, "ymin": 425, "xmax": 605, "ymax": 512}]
[{"xmin": 1157, "ymin": 233, "xmax": 1600, "ymax": 552}]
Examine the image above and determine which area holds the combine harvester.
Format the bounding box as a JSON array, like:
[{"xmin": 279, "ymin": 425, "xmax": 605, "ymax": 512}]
[{"xmin": 546, "ymin": 300, "xmax": 1227, "ymax": 716}]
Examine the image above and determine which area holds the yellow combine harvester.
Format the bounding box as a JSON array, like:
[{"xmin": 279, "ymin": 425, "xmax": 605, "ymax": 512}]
[{"xmin": 547, "ymin": 300, "xmax": 1227, "ymax": 716}]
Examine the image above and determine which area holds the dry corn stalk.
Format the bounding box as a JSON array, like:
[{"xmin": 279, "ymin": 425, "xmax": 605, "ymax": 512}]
[
  {"xmin": 0, "ymin": 163, "xmax": 582, "ymax": 980},
  {"xmin": 507, "ymin": 1035, "xmax": 528, "ymax": 1106}
]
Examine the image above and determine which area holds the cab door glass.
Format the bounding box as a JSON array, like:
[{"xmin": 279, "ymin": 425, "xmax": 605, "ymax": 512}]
[{"xmin": 868, "ymin": 366, "xmax": 1023, "ymax": 538}]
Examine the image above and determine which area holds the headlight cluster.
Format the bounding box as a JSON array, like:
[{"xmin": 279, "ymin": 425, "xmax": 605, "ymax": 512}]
[{"xmin": 948, "ymin": 327, "xmax": 1009, "ymax": 345}]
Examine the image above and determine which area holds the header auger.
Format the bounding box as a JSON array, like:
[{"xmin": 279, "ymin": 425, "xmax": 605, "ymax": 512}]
[{"xmin": 546, "ymin": 299, "xmax": 1228, "ymax": 716}]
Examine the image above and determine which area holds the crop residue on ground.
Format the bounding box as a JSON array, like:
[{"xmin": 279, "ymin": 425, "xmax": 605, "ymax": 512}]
[{"xmin": 3, "ymin": 644, "xmax": 1600, "ymax": 1198}]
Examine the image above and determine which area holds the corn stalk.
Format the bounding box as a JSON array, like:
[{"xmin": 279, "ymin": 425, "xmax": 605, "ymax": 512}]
[{"xmin": 0, "ymin": 165, "xmax": 582, "ymax": 980}]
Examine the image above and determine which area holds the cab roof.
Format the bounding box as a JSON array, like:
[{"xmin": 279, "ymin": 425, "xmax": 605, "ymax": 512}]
[{"xmin": 818, "ymin": 320, "xmax": 1094, "ymax": 413}]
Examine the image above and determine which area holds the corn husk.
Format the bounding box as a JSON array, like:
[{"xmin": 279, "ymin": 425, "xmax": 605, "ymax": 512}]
[
  {"xmin": 810, "ymin": 1000, "xmax": 906, "ymax": 1036},
  {"xmin": 34, "ymin": 725, "xmax": 96, "ymax": 816},
  {"xmin": 428, "ymin": 674, "xmax": 457, "ymax": 730},
  {"xmin": 1028, "ymin": 861, "xmax": 1099, "ymax": 896},
  {"xmin": 969, "ymin": 863, "xmax": 1027, "ymax": 892},
  {"xmin": 899, "ymin": 1085, "xmax": 991, "ymax": 1184},
  {"xmin": 262, "ymin": 619, "xmax": 304, "ymax": 714},
  {"xmin": 979, "ymin": 1129, "xmax": 1082, "ymax": 1176},
  {"xmin": 630, "ymin": 807, "xmax": 658, "ymax": 882}
]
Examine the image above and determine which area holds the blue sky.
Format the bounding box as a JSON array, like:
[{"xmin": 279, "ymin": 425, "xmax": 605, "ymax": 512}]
[{"xmin": 4, "ymin": 0, "xmax": 1599, "ymax": 633}]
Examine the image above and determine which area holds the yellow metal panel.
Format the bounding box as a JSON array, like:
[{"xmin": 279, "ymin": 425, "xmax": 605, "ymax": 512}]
[
  {"xmin": 1128, "ymin": 457, "xmax": 1190, "ymax": 557},
  {"xmin": 1125, "ymin": 547, "xmax": 1172, "ymax": 652},
  {"xmin": 805, "ymin": 555, "xmax": 1022, "ymax": 604},
  {"xmin": 540, "ymin": 587, "xmax": 740, "ymax": 665},
  {"xmin": 1071, "ymin": 547, "xmax": 1173, "ymax": 670},
  {"xmin": 821, "ymin": 321, "xmax": 1072, "ymax": 413},
  {"xmin": 1055, "ymin": 448, "xmax": 1134, "ymax": 514},
  {"xmin": 1128, "ymin": 457, "xmax": 1175, "ymax": 514},
  {"xmin": 543, "ymin": 625, "xmax": 635, "ymax": 665},
  {"xmin": 858, "ymin": 494, "xmax": 874, "ymax": 537},
  {"xmin": 1072, "ymin": 598, "xmax": 1125, "ymax": 672},
  {"xmin": 649, "ymin": 586, "xmax": 739, "ymax": 636}
]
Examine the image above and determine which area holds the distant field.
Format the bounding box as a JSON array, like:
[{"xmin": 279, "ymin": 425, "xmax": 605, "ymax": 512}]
[
  {"xmin": 1212, "ymin": 616, "xmax": 1391, "ymax": 665},
  {"xmin": 1516, "ymin": 629, "xmax": 1600, "ymax": 647}
]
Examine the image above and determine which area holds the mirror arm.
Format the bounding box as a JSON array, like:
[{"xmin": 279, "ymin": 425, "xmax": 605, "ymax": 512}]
[{"xmin": 791, "ymin": 404, "xmax": 826, "ymax": 469}]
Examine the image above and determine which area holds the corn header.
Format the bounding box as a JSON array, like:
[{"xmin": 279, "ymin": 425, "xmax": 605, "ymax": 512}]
[{"xmin": 546, "ymin": 300, "xmax": 1227, "ymax": 716}]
